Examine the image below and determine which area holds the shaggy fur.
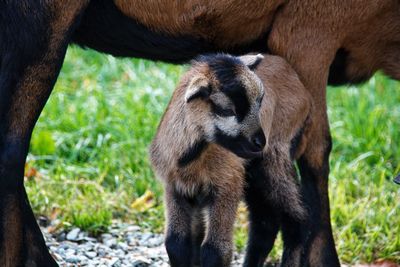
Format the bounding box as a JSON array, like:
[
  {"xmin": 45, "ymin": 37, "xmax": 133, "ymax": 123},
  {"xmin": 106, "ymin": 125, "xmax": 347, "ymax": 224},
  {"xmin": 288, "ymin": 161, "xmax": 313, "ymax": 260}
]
[
  {"xmin": 150, "ymin": 54, "xmax": 266, "ymax": 267},
  {"xmin": 151, "ymin": 54, "xmax": 312, "ymax": 267}
]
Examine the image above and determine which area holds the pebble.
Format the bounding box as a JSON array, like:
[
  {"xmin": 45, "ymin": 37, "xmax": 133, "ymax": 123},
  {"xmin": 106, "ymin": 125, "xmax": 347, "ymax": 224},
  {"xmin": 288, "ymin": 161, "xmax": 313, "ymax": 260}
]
[
  {"xmin": 42, "ymin": 222, "xmax": 247, "ymax": 267},
  {"xmin": 66, "ymin": 228, "xmax": 80, "ymax": 241},
  {"xmin": 104, "ymin": 238, "xmax": 117, "ymax": 248},
  {"xmin": 132, "ymin": 257, "xmax": 151, "ymax": 267},
  {"xmin": 65, "ymin": 255, "xmax": 80, "ymax": 264},
  {"xmin": 85, "ymin": 251, "xmax": 97, "ymax": 258},
  {"xmin": 109, "ymin": 257, "xmax": 120, "ymax": 266}
]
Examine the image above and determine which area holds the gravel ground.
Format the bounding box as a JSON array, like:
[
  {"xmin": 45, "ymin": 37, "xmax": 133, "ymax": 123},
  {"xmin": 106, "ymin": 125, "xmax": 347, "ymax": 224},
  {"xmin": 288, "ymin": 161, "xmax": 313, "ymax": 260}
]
[
  {"xmin": 42, "ymin": 221, "xmax": 246, "ymax": 267},
  {"xmin": 42, "ymin": 221, "xmax": 388, "ymax": 267}
]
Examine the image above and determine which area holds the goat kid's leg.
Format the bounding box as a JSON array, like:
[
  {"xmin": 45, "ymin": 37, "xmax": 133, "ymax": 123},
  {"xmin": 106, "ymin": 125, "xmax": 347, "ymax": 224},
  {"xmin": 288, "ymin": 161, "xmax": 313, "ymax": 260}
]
[
  {"xmin": 243, "ymin": 161, "xmax": 280, "ymax": 267},
  {"xmin": 244, "ymin": 201, "xmax": 279, "ymax": 267},
  {"xmin": 164, "ymin": 186, "xmax": 194, "ymax": 267},
  {"xmin": 0, "ymin": 1, "xmax": 88, "ymax": 266},
  {"xmin": 191, "ymin": 207, "xmax": 206, "ymax": 267},
  {"xmin": 201, "ymin": 191, "xmax": 240, "ymax": 267},
  {"xmin": 280, "ymin": 214, "xmax": 305, "ymax": 267}
]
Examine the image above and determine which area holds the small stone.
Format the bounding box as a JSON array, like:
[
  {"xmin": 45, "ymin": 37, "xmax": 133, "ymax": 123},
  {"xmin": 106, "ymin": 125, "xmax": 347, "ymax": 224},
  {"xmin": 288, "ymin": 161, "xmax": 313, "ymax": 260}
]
[
  {"xmin": 60, "ymin": 241, "xmax": 78, "ymax": 249},
  {"xmin": 141, "ymin": 233, "xmax": 153, "ymax": 241},
  {"xmin": 77, "ymin": 231, "xmax": 88, "ymax": 240},
  {"xmin": 101, "ymin": 233, "xmax": 112, "ymax": 240},
  {"xmin": 65, "ymin": 248, "xmax": 76, "ymax": 256},
  {"xmin": 150, "ymin": 261, "xmax": 168, "ymax": 267},
  {"xmin": 56, "ymin": 247, "xmax": 65, "ymax": 256},
  {"xmin": 83, "ymin": 236, "xmax": 97, "ymax": 242},
  {"xmin": 138, "ymin": 233, "xmax": 154, "ymax": 246},
  {"xmin": 131, "ymin": 256, "xmax": 152, "ymax": 267},
  {"xmin": 80, "ymin": 242, "xmax": 94, "ymax": 251},
  {"xmin": 147, "ymin": 236, "xmax": 163, "ymax": 247},
  {"xmin": 97, "ymin": 248, "xmax": 107, "ymax": 257},
  {"xmin": 126, "ymin": 225, "xmax": 141, "ymax": 232},
  {"xmin": 104, "ymin": 238, "xmax": 117, "ymax": 248},
  {"xmin": 65, "ymin": 255, "xmax": 80, "ymax": 263},
  {"xmin": 50, "ymin": 251, "xmax": 63, "ymax": 262},
  {"xmin": 127, "ymin": 236, "xmax": 138, "ymax": 246},
  {"xmin": 117, "ymin": 241, "xmax": 128, "ymax": 250},
  {"xmin": 109, "ymin": 257, "xmax": 121, "ymax": 266},
  {"xmin": 38, "ymin": 216, "xmax": 50, "ymax": 227},
  {"xmin": 110, "ymin": 228, "xmax": 121, "ymax": 236},
  {"xmin": 66, "ymin": 228, "xmax": 80, "ymax": 241},
  {"xmin": 78, "ymin": 255, "xmax": 88, "ymax": 262},
  {"xmin": 85, "ymin": 251, "xmax": 97, "ymax": 258},
  {"xmin": 57, "ymin": 232, "xmax": 66, "ymax": 241}
]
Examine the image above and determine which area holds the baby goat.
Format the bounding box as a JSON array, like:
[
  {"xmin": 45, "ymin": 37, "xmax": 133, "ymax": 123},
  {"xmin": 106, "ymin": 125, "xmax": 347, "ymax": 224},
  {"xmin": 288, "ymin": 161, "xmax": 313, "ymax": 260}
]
[
  {"xmin": 150, "ymin": 53, "xmax": 312, "ymax": 267},
  {"xmin": 150, "ymin": 53, "xmax": 267, "ymax": 267}
]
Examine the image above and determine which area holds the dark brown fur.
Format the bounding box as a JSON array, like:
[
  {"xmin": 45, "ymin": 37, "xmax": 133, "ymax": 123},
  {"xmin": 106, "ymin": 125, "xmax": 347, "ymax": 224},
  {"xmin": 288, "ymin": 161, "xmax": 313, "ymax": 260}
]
[{"xmin": 0, "ymin": 1, "xmax": 89, "ymax": 266}]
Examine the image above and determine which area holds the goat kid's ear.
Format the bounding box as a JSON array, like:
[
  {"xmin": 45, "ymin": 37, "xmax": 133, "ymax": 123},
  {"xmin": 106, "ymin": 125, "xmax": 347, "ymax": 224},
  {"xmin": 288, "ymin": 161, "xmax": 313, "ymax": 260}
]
[
  {"xmin": 239, "ymin": 54, "xmax": 264, "ymax": 70},
  {"xmin": 185, "ymin": 76, "xmax": 211, "ymax": 103}
]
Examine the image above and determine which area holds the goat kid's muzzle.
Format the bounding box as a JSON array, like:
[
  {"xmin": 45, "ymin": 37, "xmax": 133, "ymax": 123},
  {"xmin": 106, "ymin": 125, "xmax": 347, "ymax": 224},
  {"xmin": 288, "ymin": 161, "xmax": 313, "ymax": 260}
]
[{"xmin": 215, "ymin": 128, "xmax": 266, "ymax": 159}]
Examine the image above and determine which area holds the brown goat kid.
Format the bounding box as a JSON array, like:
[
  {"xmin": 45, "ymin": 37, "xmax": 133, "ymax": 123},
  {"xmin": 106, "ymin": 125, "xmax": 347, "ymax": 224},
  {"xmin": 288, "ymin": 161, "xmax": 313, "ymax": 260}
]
[
  {"xmin": 1, "ymin": 1, "xmax": 399, "ymax": 266},
  {"xmin": 150, "ymin": 54, "xmax": 312, "ymax": 267},
  {"xmin": 150, "ymin": 54, "xmax": 267, "ymax": 267}
]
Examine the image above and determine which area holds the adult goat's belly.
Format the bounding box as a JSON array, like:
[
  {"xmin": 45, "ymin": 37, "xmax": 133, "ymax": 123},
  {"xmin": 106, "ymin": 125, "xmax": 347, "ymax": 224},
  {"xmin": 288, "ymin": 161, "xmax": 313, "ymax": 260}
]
[
  {"xmin": 113, "ymin": 0, "xmax": 283, "ymax": 47},
  {"xmin": 73, "ymin": 0, "xmax": 282, "ymax": 62}
]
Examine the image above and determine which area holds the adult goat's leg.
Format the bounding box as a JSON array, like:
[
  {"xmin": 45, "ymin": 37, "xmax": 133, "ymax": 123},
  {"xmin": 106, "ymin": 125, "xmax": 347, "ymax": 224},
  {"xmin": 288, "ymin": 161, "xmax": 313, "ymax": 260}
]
[
  {"xmin": 297, "ymin": 121, "xmax": 338, "ymax": 267},
  {"xmin": 0, "ymin": 2, "xmax": 88, "ymax": 266}
]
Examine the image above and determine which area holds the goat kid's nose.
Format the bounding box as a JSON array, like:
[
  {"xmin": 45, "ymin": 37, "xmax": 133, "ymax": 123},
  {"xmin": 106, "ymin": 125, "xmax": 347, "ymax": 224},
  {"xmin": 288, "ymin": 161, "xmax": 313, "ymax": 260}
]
[{"xmin": 252, "ymin": 130, "xmax": 266, "ymax": 150}]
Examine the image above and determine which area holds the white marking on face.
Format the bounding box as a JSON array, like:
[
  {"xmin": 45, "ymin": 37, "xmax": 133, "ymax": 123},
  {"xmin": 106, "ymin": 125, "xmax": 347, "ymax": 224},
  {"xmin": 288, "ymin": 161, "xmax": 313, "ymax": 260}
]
[{"xmin": 215, "ymin": 116, "xmax": 239, "ymax": 136}]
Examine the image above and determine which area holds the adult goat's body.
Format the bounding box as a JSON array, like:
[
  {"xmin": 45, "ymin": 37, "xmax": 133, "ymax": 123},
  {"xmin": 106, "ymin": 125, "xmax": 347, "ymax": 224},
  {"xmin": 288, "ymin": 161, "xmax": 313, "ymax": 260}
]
[{"xmin": 0, "ymin": 0, "xmax": 399, "ymax": 266}]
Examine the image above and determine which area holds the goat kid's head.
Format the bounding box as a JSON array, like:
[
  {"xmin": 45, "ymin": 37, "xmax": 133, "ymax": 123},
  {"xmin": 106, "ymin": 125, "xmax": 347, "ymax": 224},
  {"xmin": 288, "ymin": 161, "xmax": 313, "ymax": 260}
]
[{"xmin": 184, "ymin": 53, "xmax": 266, "ymax": 159}]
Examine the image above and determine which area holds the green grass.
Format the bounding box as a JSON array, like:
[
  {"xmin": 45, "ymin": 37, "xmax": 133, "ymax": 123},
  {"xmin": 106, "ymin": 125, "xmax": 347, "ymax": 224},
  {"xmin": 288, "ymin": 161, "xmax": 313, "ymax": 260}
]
[
  {"xmin": 328, "ymin": 76, "xmax": 400, "ymax": 263},
  {"xmin": 26, "ymin": 46, "xmax": 400, "ymax": 264}
]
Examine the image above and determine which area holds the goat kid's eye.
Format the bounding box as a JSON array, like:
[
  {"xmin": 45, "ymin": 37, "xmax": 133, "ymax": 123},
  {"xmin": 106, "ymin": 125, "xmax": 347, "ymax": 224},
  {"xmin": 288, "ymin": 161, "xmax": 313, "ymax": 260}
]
[
  {"xmin": 218, "ymin": 108, "xmax": 236, "ymax": 117},
  {"xmin": 213, "ymin": 104, "xmax": 236, "ymax": 117}
]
